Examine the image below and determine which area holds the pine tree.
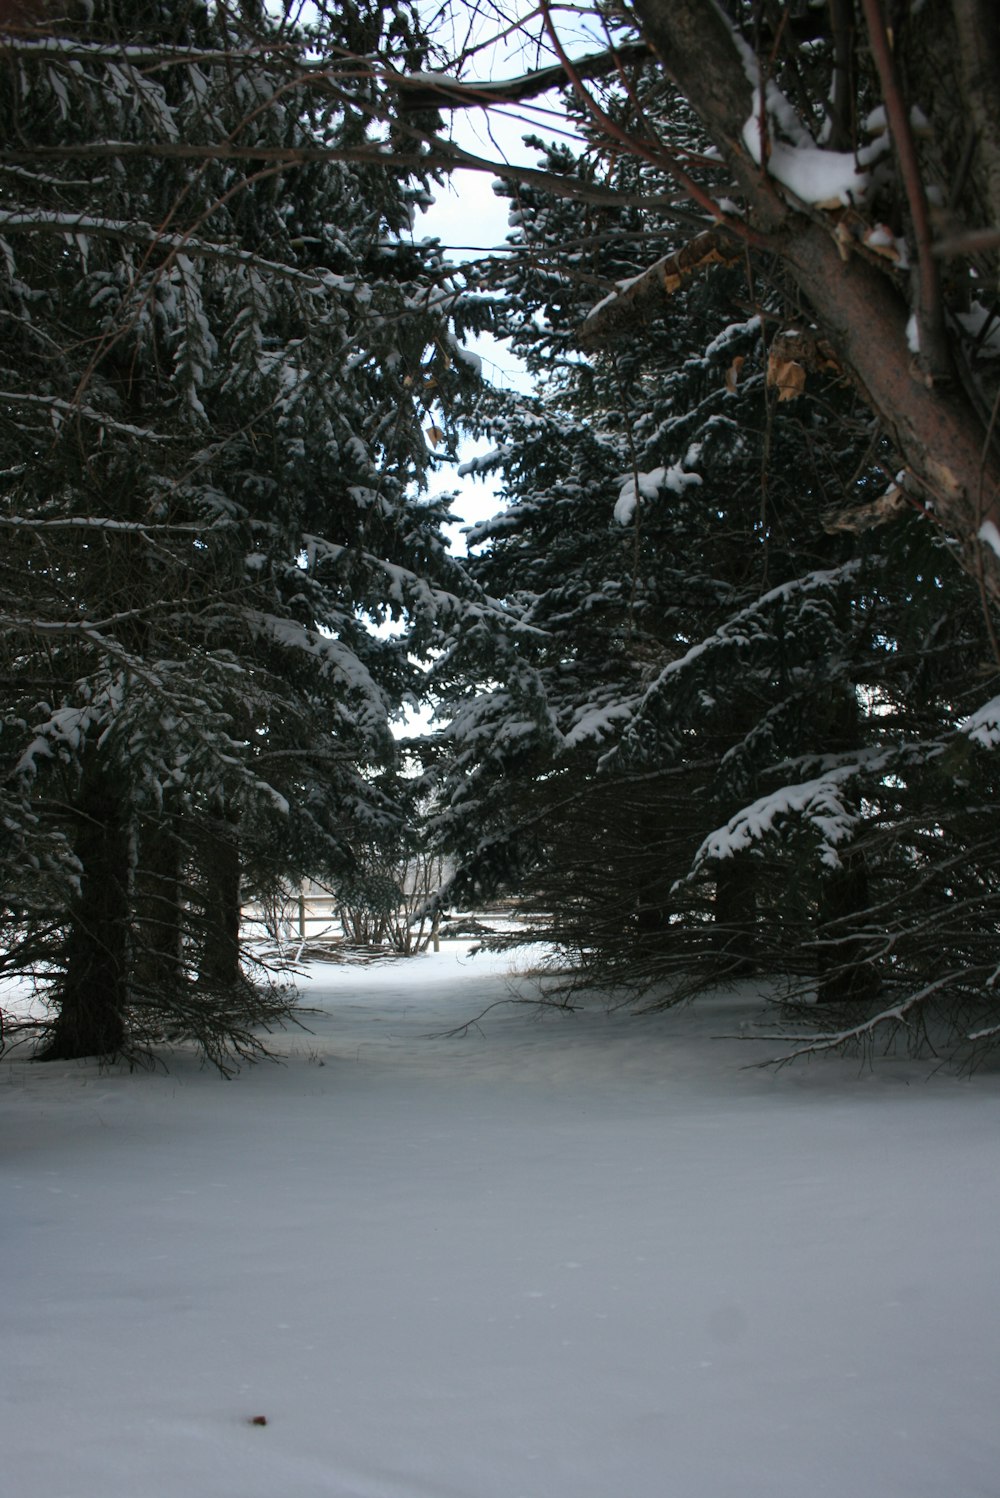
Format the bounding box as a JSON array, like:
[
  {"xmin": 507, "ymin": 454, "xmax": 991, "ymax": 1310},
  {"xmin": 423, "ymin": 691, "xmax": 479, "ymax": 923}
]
[
  {"xmin": 0, "ymin": 0, "xmax": 491, "ymax": 1066},
  {"xmin": 399, "ymin": 0, "xmax": 1000, "ymax": 600},
  {"xmin": 429, "ymin": 64, "xmax": 1000, "ymax": 1064}
]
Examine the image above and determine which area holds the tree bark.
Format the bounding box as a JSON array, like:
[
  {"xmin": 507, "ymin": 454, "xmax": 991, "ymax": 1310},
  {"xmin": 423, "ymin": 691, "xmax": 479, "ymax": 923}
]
[
  {"xmin": 134, "ymin": 811, "xmax": 183, "ymax": 999},
  {"xmin": 951, "ymin": 0, "xmax": 1000, "ymax": 280},
  {"xmin": 197, "ymin": 806, "xmax": 242, "ymax": 989},
  {"xmin": 632, "ymin": 0, "xmax": 1000, "ymax": 600},
  {"xmin": 782, "ymin": 220, "xmax": 1000, "ymax": 570},
  {"xmin": 815, "ymin": 851, "xmax": 879, "ymax": 1006},
  {"xmin": 40, "ymin": 753, "xmax": 130, "ymax": 1060},
  {"xmin": 713, "ymin": 855, "xmax": 756, "ymax": 976}
]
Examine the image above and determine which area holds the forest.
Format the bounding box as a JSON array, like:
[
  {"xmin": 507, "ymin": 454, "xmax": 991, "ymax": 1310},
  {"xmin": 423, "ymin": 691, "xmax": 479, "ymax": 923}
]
[{"xmin": 3, "ymin": 0, "xmax": 1000, "ymax": 1071}]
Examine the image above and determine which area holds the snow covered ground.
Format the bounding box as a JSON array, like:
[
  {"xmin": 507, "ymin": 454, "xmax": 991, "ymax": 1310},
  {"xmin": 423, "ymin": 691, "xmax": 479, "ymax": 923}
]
[{"xmin": 3, "ymin": 944, "xmax": 999, "ymax": 1498}]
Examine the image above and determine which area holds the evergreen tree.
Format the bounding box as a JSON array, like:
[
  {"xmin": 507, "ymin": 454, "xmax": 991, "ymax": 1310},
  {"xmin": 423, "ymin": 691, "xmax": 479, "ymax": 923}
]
[
  {"xmin": 0, "ymin": 0, "xmax": 492, "ymax": 1066},
  {"xmin": 429, "ymin": 68, "xmax": 1000, "ymax": 1065},
  {"xmin": 399, "ymin": 0, "xmax": 1000, "ymax": 601}
]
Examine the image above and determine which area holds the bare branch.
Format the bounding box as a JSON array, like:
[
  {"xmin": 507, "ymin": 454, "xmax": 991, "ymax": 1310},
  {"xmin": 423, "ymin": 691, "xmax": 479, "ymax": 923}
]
[
  {"xmin": 735, "ymin": 971, "xmax": 976, "ymax": 1066},
  {"xmin": 394, "ymin": 40, "xmax": 651, "ymax": 112},
  {"xmin": 933, "ymin": 227, "xmax": 1000, "ymax": 258},
  {"xmin": 859, "ymin": 0, "xmax": 949, "ymax": 384},
  {"xmin": 426, "ymin": 992, "xmax": 580, "ymax": 1039},
  {"xmin": 0, "ymin": 208, "xmax": 343, "ymax": 285},
  {"xmin": 578, "ymin": 227, "xmax": 743, "ymax": 348}
]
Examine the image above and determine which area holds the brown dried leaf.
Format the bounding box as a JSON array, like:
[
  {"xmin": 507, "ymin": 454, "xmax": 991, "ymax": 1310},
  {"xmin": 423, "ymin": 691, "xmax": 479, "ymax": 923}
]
[
  {"xmin": 863, "ymin": 224, "xmax": 903, "ymax": 262},
  {"xmin": 767, "ymin": 351, "xmax": 806, "ymax": 401},
  {"xmin": 822, "ymin": 484, "xmax": 909, "ymax": 534},
  {"xmin": 578, "ymin": 229, "xmax": 742, "ymax": 348},
  {"xmin": 771, "ymin": 330, "xmax": 842, "ymax": 378}
]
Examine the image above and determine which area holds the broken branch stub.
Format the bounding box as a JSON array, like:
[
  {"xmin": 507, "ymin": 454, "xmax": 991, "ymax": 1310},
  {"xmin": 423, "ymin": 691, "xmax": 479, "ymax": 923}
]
[{"xmin": 578, "ymin": 228, "xmax": 742, "ymax": 349}]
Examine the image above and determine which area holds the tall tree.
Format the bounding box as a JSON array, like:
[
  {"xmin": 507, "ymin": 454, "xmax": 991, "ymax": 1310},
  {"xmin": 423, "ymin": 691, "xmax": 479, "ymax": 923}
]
[
  {"xmin": 394, "ymin": 0, "xmax": 1000, "ymax": 602},
  {"xmin": 427, "ymin": 46, "xmax": 1000, "ymax": 1065},
  {"xmin": 0, "ymin": 0, "xmax": 493, "ymax": 1066}
]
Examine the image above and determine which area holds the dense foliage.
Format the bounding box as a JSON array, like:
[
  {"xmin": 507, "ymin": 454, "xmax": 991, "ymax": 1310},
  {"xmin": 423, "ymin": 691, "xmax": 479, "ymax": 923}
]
[
  {"xmin": 3, "ymin": 0, "xmax": 1000, "ymax": 1071},
  {"xmin": 0, "ymin": 0, "xmax": 492, "ymax": 1066},
  {"xmin": 427, "ymin": 44, "xmax": 1000, "ymax": 1067}
]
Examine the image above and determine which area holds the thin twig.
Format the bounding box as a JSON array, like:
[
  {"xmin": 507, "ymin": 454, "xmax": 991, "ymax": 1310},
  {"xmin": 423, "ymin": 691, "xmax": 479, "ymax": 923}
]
[
  {"xmin": 859, "ymin": 0, "xmax": 949, "ymax": 382},
  {"xmin": 537, "ymin": 0, "xmax": 767, "ymax": 249},
  {"xmin": 426, "ymin": 993, "xmax": 580, "ymax": 1039}
]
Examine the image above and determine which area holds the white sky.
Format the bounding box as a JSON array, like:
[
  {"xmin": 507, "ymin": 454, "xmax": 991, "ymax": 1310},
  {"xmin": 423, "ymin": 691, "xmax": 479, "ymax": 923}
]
[
  {"xmin": 400, "ymin": 4, "xmax": 593, "ymax": 552},
  {"xmin": 397, "ymin": 121, "xmax": 533, "ymax": 737},
  {"xmin": 413, "ymin": 111, "xmax": 537, "ymax": 555},
  {"xmin": 393, "ymin": 12, "xmax": 587, "ymax": 735}
]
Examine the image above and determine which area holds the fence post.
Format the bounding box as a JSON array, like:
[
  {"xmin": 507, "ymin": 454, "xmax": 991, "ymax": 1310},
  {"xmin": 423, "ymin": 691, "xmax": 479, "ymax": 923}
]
[{"xmin": 298, "ymin": 890, "xmax": 306, "ymax": 939}]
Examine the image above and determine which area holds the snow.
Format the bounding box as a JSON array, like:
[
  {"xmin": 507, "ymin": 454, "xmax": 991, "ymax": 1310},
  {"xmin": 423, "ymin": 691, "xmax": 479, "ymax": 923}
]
[
  {"xmin": 961, "ymin": 691, "xmax": 1000, "ymax": 747},
  {"xmin": 704, "ymin": 314, "xmax": 760, "ymax": 359},
  {"xmin": 956, "ymin": 301, "xmax": 1000, "ymax": 359},
  {"xmin": 3, "ymin": 943, "xmax": 1000, "ymax": 1498},
  {"xmin": 562, "ymin": 696, "xmax": 638, "ymax": 749},
  {"xmin": 906, "ymin": 311, "xmax": 920, "ymax": 354},
  {"xmin": 586, "ymin": 266, "xmax": 650, "ymax": 322},
  {"xmin": 457, "ymin": 444, "xmax": 512, "ymax": 479},
  {"xmin": 979, "ymin": 519, "xmax": 1000, "ymax": 560},
  {"xmin": 743, "ymin": 121, "xmax": 869, "ymax": 205},
  {"xmin": 742, "ymin": 90, "xmax": 872, "ymax": 206},
  {"xmin": 614, "ymin": 462, "xmax": 701, "ymax": 525},
  {"xmin": 451, "ymin": 343, "xmax": 482, "ymax": 377},
  {"xmin": 637, "ymin": 561, "xmax": 862, "ymax": 710}
]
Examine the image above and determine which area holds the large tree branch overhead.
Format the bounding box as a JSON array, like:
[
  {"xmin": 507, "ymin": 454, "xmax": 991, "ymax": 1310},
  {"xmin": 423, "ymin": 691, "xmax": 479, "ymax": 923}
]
[
  {"xmin": 394, "ymin": 42, "xmax": 651, "ymax": 112},
  {"xmin": 5, "ymin": 0, "xmax": 998, "ymax": 597},
  {"xmin": 631, "ymin": 0, "xmax": 1000, "ymax": 600},
  {"xmin": 389, "ymin": 0, "xmax": 1000, "ymax": 599}
]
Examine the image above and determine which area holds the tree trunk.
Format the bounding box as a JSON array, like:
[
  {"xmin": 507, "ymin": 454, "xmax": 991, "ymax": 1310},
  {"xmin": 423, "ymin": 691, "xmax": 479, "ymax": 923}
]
[
  {"xmin": 713, "ymin": 855, "xmax": 756, "ymax": 976},
  {"xmin": 814, "ymin": 686, "xmax": 877, "ymax": 1006},
  {"xmin": 197, "ymin": 806, "xmax": 242, "ymax": 989},
  {"xmin": 815, "ymin": 853, "xmax": 879, "ymax": 1006},
  {"xmin": 134, "ymin": 811, "xmax": 183, "ymax": 999},
  {"xmin": 632, "ymin": 0, "xmax": 1000, "ymax": 600},
  {"xmin": 783, "ymin": 223, "xmax": 1000, "ymax": 578},
  {"xmin": 40, "ymin": 753, "xmax": 130, "ymax": 1060}
]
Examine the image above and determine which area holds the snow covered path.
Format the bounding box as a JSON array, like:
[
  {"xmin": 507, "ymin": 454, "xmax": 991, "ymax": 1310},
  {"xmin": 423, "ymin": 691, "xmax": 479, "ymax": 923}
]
[{"xmin": 3, "ymin": 945, "xmax": 999, "ymax": 1498}]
